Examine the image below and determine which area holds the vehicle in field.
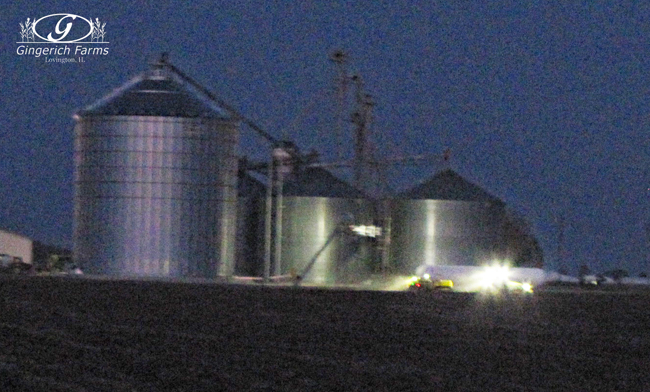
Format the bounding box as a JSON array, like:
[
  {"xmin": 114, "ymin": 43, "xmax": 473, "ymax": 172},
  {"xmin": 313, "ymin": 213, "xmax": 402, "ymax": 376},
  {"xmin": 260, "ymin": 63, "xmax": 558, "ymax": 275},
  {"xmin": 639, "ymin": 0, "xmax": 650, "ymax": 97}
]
[
  {"xmin": 0, "ymin": 255, "xmax": 32, "ymax": 274},
  {"xmin": 408, "ymin": 274, "xmax": 454, "ymax": 291},
  {"xmin": 410, "ymin": 264, "xmax": 540, "ymax": 293},
  {"xmin": 0, "ymin": 254, "xmax": 13, "ymax": 268}
]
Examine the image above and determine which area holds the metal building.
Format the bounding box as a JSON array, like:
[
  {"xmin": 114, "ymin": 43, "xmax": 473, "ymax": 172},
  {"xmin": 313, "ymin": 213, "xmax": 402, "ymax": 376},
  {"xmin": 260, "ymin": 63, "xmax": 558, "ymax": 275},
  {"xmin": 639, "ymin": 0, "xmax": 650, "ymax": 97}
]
[
  {"xmin": 279, "ymin": 167, "xmax": 374, "ymax": 284},
  {"xmin": 73, "ymin": 59, "xmax": 239, "ymax": 278},
  {"xmin": 390, "ymin": 169, "xmax": 511, "ymax": 274},
  {"xmin": 0, "ymin": 229, "xmax": 33, "ymax": 265}
]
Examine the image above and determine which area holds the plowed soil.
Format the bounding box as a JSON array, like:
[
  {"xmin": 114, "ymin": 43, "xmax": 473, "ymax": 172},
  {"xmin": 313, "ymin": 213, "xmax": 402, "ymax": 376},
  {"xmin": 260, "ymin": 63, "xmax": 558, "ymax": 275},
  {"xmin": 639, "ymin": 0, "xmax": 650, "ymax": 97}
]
[{"xmin": 1, "ymin": 276, "xmax": 649, "ymax": 391}]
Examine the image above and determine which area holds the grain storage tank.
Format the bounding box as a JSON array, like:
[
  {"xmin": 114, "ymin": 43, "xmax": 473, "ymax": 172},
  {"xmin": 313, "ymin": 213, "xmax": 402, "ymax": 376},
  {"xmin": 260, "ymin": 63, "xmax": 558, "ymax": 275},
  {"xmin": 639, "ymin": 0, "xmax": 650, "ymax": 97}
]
[
  {"xmin": 279, "ymin": 167, "xmax": 374, "ymax": 284},
  {"xmin": 73, "ymin": 59, "xmax": 239, "ymax": 278},
  {"xmin": 390, "ymin": 169, "xmax": 508, "ymax": 274}
]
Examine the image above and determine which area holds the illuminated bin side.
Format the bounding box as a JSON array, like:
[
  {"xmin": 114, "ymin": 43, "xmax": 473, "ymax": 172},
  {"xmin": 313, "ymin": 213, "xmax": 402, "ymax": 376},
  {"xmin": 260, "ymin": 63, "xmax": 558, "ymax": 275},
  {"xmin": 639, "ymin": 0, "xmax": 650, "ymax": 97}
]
[
  {"xmin": 390, "ymin": 169, "xmax": 509, "ymax": 275},
  {"xmin": 73, "ymin": 64, "xmax": 238, "ymax": 278},
  {"xmin": 279, "ymin": 167, "xmax": 373, "ymax": 284}
]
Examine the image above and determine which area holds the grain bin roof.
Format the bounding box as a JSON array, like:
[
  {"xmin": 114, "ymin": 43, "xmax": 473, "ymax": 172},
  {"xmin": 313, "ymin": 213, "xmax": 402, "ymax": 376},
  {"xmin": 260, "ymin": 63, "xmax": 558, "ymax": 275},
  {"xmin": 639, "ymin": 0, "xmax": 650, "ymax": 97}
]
[
  {"xmin": 400, "ymin": 169, "xmax": 503, "ymax": 204},
  {"xmin": 283, "ymin": 167, "xmax": 366, "ymax": 198},
  {"xmin": 76, "ymin": 66, "xmax": 232, "ymax": 119}
]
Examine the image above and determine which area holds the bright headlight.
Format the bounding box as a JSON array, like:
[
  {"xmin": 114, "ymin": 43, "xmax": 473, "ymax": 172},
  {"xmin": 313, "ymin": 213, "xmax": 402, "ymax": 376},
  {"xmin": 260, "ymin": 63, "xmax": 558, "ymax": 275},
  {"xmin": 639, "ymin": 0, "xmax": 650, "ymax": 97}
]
[{"xmin": 479, "ymin": 265, "xmax": 511, "ymax": 288}]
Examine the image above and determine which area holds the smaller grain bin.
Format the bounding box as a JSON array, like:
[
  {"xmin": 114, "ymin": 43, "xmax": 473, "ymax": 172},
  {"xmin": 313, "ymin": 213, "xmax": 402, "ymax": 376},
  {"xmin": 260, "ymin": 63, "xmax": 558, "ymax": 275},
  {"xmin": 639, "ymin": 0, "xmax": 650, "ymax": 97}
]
[
  {"xmin": 390, "ymin": 169, "xmax": 508, "ymax": 274},
  {"xmin": 279, "ymin": 167, "xmax": 374, "ymax": 284}
]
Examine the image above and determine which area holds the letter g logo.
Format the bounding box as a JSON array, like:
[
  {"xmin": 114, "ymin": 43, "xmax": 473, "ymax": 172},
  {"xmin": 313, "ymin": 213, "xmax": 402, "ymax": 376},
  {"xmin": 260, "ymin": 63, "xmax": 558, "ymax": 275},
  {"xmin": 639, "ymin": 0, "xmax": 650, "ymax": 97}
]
[{"xmin": 32, "ymin": 14, "xmax": 93, "ymax": 43}]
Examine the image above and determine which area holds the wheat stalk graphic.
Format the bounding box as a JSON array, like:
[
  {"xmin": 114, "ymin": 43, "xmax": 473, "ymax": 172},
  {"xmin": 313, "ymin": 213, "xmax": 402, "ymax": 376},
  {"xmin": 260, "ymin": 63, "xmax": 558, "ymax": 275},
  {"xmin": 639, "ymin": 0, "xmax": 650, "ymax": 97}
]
[
  {"xmin": 19, "ymin": 18, "xmax": 34, "ymax": 42},
  {"xmin": 91, "ymin": 18, "xmax": 107, "ymax": 42}
]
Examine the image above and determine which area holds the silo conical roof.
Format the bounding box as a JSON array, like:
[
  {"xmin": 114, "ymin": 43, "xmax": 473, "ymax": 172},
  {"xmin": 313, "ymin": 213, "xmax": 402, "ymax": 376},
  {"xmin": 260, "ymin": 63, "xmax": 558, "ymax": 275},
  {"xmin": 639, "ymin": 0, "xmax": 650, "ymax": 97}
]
[
  {"xmin": 283, "ymin": 167, "xmax": 366, "ymax": 198},
  {"xmin": 399, "ymin": 169, "xmax": 503, "ymax": 204},
  {"xmin": 76, "ymin": 66, "xmax": 232, "ymax": 119}
]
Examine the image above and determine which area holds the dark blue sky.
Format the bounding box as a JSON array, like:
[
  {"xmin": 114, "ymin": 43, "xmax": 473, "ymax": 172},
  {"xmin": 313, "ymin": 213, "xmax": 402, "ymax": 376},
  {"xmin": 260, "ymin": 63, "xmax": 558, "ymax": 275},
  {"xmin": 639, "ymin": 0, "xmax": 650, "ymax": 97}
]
[{"xmin": 2, "ymin": 1, "xmax": 649, "ymax": 274}]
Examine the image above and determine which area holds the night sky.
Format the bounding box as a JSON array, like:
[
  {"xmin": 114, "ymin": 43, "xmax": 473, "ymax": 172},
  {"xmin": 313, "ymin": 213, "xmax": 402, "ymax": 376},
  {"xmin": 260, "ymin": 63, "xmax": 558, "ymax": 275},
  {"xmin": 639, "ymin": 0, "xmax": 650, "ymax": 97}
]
[{"xmin": 3, "ymin": 1, "xmax": 649, "ymax": 275}]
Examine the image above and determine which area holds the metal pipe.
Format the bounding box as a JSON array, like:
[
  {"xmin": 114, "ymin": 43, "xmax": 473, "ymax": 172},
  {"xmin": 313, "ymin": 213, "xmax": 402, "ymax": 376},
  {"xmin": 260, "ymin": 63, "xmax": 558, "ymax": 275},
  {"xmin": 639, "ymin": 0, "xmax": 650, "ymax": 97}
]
[
  {"xmin": 162, "ymin": 60, "xmax": 279, "ymax": 146},
  {"xmin": 263, "ymin": 158, "xmax": 274, "ymax": 282},
  {"xmin": 381, "ymin": 202, "xmax": 392, "ymax": 274},
  {"xmin": 273, "ymin": 170, "xmax": 284, "ymax": 277}
]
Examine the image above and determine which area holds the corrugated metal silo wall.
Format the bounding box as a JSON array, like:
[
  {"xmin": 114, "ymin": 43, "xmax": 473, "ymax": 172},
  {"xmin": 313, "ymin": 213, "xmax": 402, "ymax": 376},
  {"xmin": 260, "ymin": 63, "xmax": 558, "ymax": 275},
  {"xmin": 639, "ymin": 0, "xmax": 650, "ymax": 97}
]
[
  {"xmin": 73, "ymin": 116, "xmax": 238, "ymax": 278},
  {"xmin": 390, "ymin": 200, "xmax": 508, "ymax": 274},
  {"xmin": 280, "ymin": 197, "xmax": 374, "ymax": 284}
]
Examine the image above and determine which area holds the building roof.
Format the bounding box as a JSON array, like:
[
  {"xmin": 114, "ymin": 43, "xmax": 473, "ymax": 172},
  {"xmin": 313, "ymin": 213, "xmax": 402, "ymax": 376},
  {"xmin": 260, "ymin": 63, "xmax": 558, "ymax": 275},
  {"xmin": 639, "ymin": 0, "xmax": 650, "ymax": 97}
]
[
  {"xmin": 0, "ymin": 228, "xmax": 32, "ymax": 241},
  {"xmin": 399, "ymin": 169, "xmax": 503, "ymax": 204},
  {"xmin": 76, "ymin": 65, "xmax": 232, "ymax": 119},
  {"xmin": 283, "ymin": 167, "xmax": 366, "ymax": 199}
]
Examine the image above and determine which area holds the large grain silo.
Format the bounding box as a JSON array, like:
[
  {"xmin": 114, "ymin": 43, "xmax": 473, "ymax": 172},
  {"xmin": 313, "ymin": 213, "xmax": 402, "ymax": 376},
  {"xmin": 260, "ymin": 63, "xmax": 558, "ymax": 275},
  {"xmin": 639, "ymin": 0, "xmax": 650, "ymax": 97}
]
[
  {"xmin": 73, "ymin": 59, "xmax": 239, "ymax": 278},
  {"xmin": 279, "ymin": 167, "xmax": 374, "ymax": 284},
  {"xmin": 390, "ymin": 169, "xmax": 510, "ymax": 274}
]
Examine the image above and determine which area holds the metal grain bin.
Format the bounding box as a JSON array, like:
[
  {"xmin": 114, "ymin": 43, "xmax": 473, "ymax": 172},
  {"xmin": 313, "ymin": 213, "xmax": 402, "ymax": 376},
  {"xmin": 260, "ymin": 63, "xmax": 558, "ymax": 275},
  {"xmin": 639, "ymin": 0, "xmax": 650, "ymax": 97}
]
[
  {"xmin": 390, "ymin": 170, "xmax": 508, "ymax": 274},
  {"xmin": 73, "ymin": 62, "xmax": 238, "ymax": 278},
  {"xmin": 280, "ymin": 167, "xmax": 373, "ymax": 284}
]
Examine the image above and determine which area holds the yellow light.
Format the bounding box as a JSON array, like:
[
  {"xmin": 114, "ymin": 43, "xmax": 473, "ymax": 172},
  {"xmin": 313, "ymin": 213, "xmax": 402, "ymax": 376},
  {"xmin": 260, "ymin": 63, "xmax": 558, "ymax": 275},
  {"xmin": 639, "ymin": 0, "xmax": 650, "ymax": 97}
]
[
  {"xmin": 436, "ymin": 279, "xmax": 454, "ymax": 289},
  {"xmin": 521, "ymin": 283, "xmax": 533, "ymax": 293}
]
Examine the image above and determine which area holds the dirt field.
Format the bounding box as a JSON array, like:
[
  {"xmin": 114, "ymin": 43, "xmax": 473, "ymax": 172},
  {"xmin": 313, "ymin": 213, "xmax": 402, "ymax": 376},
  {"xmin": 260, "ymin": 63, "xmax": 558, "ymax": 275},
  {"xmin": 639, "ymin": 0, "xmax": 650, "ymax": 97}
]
[{"xmin": 1, "ymin": 276, "xmax": 649, "ymax": 391}]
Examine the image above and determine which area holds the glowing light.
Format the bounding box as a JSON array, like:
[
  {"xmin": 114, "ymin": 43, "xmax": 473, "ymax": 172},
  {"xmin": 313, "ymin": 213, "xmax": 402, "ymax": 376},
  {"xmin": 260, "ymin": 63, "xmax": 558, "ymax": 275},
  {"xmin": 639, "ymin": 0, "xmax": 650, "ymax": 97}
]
[
  {"xmin": 423, "ymin": 273, "xmax": 431, "ymax": 280},
  {"xmin": 349, "ymin": 225, "xmax": 382, "ymax": 237},
  {"xmin": 478, "ymin": 264, "xmax": 511, "ymax": 290},
  {"xmin": 424, "ymin": 201, "xmax": 436, "ymax": 265},
  {"xmin": 504, "ymin": 280, "xmax": 534, "ymax": 294}
]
